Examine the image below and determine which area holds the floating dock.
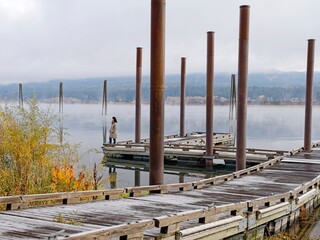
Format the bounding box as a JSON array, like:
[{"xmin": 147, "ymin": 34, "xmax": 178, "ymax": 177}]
[{"xmin": 102, "ymin": 132, "xmax": 287, "ymax": 165}]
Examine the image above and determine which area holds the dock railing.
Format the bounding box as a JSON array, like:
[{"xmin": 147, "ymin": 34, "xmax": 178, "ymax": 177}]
[
  {"xmin": 60, "ymin": 174, "xmax": 320, "ymax": 239},
  {"xmin": 0, "ymin": 154, "xmax": 284, "ymax": 211},
  {"xmin": 1, "ymin": 143, "xmax": 320, "ymax": 239}
]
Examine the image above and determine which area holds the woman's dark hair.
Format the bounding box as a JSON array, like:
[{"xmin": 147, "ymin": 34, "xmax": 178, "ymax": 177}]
[{"xmin": 112, "ymin": 116, "xmax": 118, "ymax": 123}]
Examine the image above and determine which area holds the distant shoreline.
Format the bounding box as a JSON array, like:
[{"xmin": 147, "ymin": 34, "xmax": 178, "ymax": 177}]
[
  {"xmin": 35, "ymin": 97, "xmax": 313, "ymax": 106},
  {"xmin": 3, "ymin": 96, "xmax": 313, "ymax": 106},
  {"xmin": 1, "ymin": 72, "xmax": 319, "ymax": 105}
]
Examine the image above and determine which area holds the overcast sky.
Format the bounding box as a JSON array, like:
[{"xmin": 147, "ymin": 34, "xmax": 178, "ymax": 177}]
[{"xmin": 0, "ymin": 0, "xmax": 319, "ymax": 83}]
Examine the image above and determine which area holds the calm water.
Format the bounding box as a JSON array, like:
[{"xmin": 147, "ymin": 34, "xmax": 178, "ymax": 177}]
[{"xmin": 55, "ymin": 103, "xmax": 320, "ymax": 188}]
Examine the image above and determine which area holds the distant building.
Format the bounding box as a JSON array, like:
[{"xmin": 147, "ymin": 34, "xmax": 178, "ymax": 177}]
[{"xmin": 258, "ymin": 95, "xmax": 265, "ymax": 104}]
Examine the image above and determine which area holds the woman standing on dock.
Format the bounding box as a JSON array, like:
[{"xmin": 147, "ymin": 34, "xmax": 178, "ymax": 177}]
[{"xmin": 109, "ymin": 116, "xmax": 118, "ymax": 144}]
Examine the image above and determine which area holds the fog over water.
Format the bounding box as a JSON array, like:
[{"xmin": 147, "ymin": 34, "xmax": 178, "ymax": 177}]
[
  {"xmin": 54, "ymin": 103, "xmax": 319, "ymax": 187},
  {"xmin": 61, "ymin": 103, "xmax": 318, "ymax": 148}
]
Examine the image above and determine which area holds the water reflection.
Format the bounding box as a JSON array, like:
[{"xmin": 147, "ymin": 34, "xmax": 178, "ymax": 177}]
[
  {"xmin": 135, "ymin": 170, "xmax": 141, "ymax": 187},
  {"xmin": 104, "ymin": 157, "xmax": 236, "ymax": 188},
  {"xmin": 108, "ymin": 167, "xmax": 117, "ymax": 189},
  {"xmin": 59, "ymin": 104, "xmax": 319, "ymax": 149},
  {"xmin": 47, "ymin": 104, "xmax": 319, "ymax": 187}
]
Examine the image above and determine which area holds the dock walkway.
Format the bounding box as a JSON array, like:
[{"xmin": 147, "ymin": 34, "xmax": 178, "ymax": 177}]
[
  {"xmin": 1, "ymin": 145, "xmax": 320, "ymax": 239},
  {"xmin": 102, "ymin": 132, "xmax": 235, "ymax": 160},
  {"xmin": 102, "ymin": 132, "xmax": 285, "ymax": 165}
]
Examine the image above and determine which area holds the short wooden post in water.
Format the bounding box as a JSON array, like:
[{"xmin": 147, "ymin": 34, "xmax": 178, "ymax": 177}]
[
  {"xmin": 102, "ymin": 80, "xmax": 107, "ymax": 116},
  {"xmin": 19, "ymin": 83, "xmax": 23, "ymax": 108},
  {"xmin": 102, "ymin": 80, "xmax": 108, "ymax": 144},
  {"xmin": 59, "ymin": 82, "xmax": 63, "ymax": 144},
  {"xmin": 59, "ymin": 82, "xmax": 63, "ymax": 114},
  {"xmin": 229, "ymin": 74, "xmax": 236, "ymax": 139}
]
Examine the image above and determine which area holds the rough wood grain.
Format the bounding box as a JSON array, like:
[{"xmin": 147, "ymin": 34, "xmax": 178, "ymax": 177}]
[{"xmin": 1, "ymin": 147, "xmax": 320, "ymax": 239}]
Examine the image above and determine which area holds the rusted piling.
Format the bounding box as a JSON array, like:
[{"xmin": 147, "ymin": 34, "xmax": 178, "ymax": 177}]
[
  {"xmin": 236, "ymin": 5, "xmax": 250, "ymax": 171},
  {"xmin": 180, "ymin": 57, "xmax": 186, "ymax": 137},
  {"xmin": 135, "ymin": 47, "xmax": 143, "ymax": 143},
  {"xmin": 19, "ymin": 83, "xmax": 23, "ymax": 108},
  {"xmin": 206, "ymin": 32, "xmax": 214, "ymax": 157},
  {"xmin": 304, "ymin": 39, "xmax": 315, "ymax": 152},
  {"xmin": 149, "ymin": 0, "xmax": 166, "ymax": 185}
]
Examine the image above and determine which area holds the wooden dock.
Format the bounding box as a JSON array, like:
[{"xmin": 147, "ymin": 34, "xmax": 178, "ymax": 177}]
[
  {"xmin": 1, "ymin": 144, "xmax": 320, "ymax": 239},
  {"xmin": 103, "ymin": 132, "xmax": 234, "ymax": 159},
  {"xmin": 102, "ymin": 132, "xmax": 286, "ymax": 165}
]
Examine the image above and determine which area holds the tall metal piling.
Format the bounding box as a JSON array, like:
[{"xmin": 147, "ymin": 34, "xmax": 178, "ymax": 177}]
[
  {"xmin": 149, "ymin": 0, "xmax": 166, "ymax": 185},
  {"xmin": 206, "ymin": 32, "xmax": 214, "ymax": 157},
  {"xmin": 135, "ymin": 47, "xmax": 143, "ymax": 143},
  {"xmin": 236, "ymin": 5, "xmax": 250, "ymax": 171},
  {"xmin": 304, "ymin": 39, "xmax": 315, "ymax": 152},
  {"xmin": 19, "ymin": 83, "xmax": 23, "ymax": 108},
  {"xmin": 180, "ymin": 57, "xmax": 186, "ymax": 137}
]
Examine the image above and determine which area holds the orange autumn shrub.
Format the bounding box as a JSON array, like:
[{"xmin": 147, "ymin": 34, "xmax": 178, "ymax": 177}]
[{"xmin": 51, "ymin": 164, "xmax": 94, "ymax": 192}]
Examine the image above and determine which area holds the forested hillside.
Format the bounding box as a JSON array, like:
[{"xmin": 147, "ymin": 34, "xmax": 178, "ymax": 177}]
[{"xmin": 0, "ymin": 72, "xmax": 319, "ymax": 103}]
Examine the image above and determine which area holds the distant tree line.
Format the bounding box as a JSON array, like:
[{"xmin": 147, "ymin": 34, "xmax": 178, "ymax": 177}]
[{"xmin": 0, "ymin": 72, "xmax": 320, "ymax": 103}]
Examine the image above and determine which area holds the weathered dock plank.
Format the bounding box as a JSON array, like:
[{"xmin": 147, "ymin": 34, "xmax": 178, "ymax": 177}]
[
  {"xmin": 0, "ymin": 213, "xmax": 92, "ymax": 239},
  {"xmin": 1, "ymin": 147, "xmax": 320, "ymax": 239}
]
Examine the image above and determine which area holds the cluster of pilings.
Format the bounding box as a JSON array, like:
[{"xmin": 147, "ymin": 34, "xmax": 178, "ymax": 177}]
[
  {"xmin": 147, "ymin": 1, "xmax": 316, "ymax": 184},
  {"xmin": 15, "ymin": 2, "xmax": 316, "ymax": 186},
  {"xmin": 147, "ymin": 2, "xmax": 251, "ymax": 184}
]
